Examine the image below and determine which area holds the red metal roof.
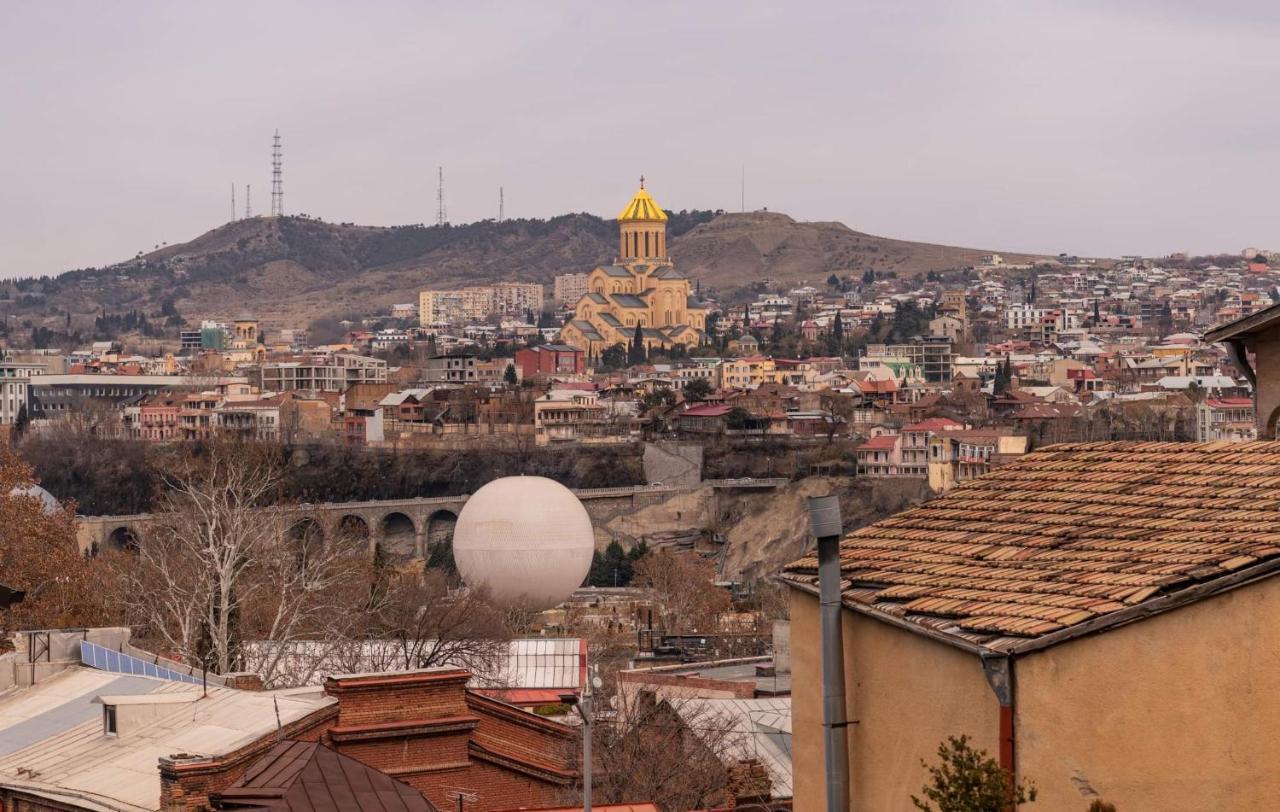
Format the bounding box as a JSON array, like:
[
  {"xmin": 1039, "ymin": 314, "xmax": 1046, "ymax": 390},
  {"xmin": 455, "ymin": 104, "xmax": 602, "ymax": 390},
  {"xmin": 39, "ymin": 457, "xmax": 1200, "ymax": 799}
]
[{"xmin": 213, "ymin": 740, "xmax": 438, "ymax": 811}]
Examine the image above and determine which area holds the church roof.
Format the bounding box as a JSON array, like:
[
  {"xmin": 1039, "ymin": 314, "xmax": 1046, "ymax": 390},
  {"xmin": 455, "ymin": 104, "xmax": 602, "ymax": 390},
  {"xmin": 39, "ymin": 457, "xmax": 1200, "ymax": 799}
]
[
  {"xmin": 650, "ymin": 266, "xmax": 687, "ymax": 280},
  {"xmin": 585, "ymin": 292, "xmax": 609, "ymax": 304},
  {"xmin": 618, "ymin": 183, "xmax": 668, "ymax": 222},
  {"xmin": 568, "ymin": 320, "xmax": 604, "ymax": 341},
  {"xmin": 610, "ymin": 294, "xmax": 649, "ymax": 309},
  {"xmin": 599, "ymin": 265, "xmax": 633, "ymax": 277}
]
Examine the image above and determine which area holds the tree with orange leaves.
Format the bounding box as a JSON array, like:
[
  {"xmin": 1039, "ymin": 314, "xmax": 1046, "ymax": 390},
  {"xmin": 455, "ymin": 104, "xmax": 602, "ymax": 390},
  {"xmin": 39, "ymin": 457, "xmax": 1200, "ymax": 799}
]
[{"xmin": 0, "ymin": 446, "xmax": 107, "ymax": 631}]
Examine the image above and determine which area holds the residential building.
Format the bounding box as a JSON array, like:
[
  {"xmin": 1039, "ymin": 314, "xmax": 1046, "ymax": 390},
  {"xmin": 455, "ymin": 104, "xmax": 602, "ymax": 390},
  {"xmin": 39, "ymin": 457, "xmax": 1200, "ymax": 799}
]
[
  {"xmin": 554, "ymin": 272, "xmax": 590, "ymax": 305},
  {"xmin": 533, "ymin": 388, "xmax": 616, "ymax": 444},
  {"xmin": 424, "ymin": 353, "xmax": 478, "ymax": 384},
  {"xmin": 559, "ymin": 181, "xmax": 707, "ymax": 355},
  {"xmin": 515, "ymin": 344, "xmax": 585, "ymax": 379},
  {"xmin": 854, "ymin": 433, "xmax": 902, "ymax": 476},
  {"xmin": 1195, "ymin": 396, "xmax": 1257, "ymax": 441},
  {"xmin": 0, "ymin": 361, "xmax": 45, "ymax": 424},
  {"xmin": 899, "ymin": 417, "xmax": 965, "ymax": 477},
  {"xmin": 784, "ymin": 441, "xmax": 1280, "ymax": 811},
  {"xmin": 261, "ymin": 354, "xmax": 387, "ymax": 393}
]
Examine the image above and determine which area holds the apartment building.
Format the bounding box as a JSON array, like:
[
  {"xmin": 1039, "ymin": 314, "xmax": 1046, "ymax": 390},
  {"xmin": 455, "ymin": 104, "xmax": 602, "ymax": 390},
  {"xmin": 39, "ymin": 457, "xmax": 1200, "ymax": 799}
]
[
  {"xmin": 419, "ymin": 284, "xmax": 543, "ymax": 325},
  {"xmin": 554, "ymin": 272, "xmax": 590, "ymax": 305},
  {"xmin": 0, "ymin": 361, "xmax": 45, "ymax": 424},
  {"xmin": 261, "ymin": 353, "xmax": 387, "ymax": 393}
]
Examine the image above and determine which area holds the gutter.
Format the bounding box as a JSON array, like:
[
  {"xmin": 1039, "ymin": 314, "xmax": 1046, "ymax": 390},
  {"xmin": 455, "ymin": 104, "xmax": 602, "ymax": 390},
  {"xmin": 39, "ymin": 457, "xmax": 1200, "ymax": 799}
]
[{"xmin": 981, "ymin": 653, "xmax": 1017, "ymax": 788}]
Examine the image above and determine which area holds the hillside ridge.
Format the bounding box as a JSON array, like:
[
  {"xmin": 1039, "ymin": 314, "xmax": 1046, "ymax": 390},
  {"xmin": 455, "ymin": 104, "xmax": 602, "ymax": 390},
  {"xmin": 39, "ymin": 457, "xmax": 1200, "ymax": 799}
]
[{"xmin": 11, "ymin": 210, "xmax": 1055, "ymax": 332}]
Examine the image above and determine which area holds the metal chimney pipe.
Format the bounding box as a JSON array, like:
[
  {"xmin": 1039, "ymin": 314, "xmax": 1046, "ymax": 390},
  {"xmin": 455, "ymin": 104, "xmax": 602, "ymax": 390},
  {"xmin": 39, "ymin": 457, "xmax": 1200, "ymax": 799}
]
[{"xmin": 808, "ymin": 495, "xmax": 850, "ymax": 811}]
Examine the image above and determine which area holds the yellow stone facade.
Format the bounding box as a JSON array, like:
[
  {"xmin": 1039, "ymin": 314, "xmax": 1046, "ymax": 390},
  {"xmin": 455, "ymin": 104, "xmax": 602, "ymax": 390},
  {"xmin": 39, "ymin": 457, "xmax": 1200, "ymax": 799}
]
[{"xmin": 559, "ymin": 181, "xmax": 707, "ymax": 357}]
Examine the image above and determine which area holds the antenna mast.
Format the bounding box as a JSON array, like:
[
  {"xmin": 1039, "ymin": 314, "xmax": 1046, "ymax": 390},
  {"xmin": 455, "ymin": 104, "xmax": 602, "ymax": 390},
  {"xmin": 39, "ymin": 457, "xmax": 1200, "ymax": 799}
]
[
  {"xmin": 741, "ymin": 165, "xmax": 745, "ymax": 212},
  {"xmin": 271, "ymin": 130, "xmax": 283, "ymax": 217},
  {"xmin": 231, "ymin": 183, "xmax": 236, "ymax": 222},
  {"xmin": 436, "ymin": 166, "xmax": 447, "ymax": 226},
  {"xmin": 245, "ymin": 184, "xmax": 252, "ymax": 219},
  {"xmin": 499, "ymin": 187, "xmax": 504, "ymax": 222}
]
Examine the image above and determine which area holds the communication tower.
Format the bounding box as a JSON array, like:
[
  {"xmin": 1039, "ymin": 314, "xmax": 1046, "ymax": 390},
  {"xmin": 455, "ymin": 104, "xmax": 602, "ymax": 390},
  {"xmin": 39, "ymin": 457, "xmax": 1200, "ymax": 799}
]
[{"xmin": 270, "ymin": 130, "xmax": 283, "ymax": 217}]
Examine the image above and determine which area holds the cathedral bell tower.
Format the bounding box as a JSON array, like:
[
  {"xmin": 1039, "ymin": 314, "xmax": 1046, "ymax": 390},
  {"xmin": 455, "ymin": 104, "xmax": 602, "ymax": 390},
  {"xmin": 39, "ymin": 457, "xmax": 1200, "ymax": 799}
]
[{"xmin": 617, "ymin": 176, "xmax": 668, "ymax": 262}]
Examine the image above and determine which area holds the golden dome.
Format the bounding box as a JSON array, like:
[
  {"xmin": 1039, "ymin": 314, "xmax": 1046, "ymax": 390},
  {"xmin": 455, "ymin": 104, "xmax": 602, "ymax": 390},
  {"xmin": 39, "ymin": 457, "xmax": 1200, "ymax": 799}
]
[{"xmin": 618, "ymin": 177, "xmax": 668, "ymax": 222}]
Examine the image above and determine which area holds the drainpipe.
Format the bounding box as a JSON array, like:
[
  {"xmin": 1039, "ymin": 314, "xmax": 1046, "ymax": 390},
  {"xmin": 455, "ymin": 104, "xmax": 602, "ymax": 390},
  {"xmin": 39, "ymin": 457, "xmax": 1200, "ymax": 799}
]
[
  {"xmin": 981, "ymin": 653, "xmax": 1017, "ymax": 793},
  {"xmin": 808, "ymin": 495, "xmax": 850, "ymax": 811}
]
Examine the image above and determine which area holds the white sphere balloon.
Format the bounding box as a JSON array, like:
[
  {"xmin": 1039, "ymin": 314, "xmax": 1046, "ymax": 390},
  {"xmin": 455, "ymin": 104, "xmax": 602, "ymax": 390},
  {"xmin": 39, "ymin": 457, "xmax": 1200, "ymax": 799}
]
[{"xmin": 453, "ymin": 476, "xmax": 595, "ymax": 609}]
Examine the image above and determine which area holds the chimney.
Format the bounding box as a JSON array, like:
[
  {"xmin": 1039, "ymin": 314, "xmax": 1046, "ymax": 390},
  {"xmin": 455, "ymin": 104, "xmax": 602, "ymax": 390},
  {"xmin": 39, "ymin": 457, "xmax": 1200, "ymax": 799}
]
[
  {"xmin": 725, "ymin": 758, "xmax": 771, "ymax": 809},
  {"xmin": 808, "ymin": 495, "xmax": 850, "ymax": 811}
]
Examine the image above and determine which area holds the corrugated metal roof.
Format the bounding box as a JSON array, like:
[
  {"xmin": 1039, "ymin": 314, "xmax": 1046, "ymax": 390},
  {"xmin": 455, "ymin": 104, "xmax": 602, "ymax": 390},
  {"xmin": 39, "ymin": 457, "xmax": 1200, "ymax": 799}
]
[{"xmin": 0, "ymin": 667, "xmax": 335, "ymax": 811}]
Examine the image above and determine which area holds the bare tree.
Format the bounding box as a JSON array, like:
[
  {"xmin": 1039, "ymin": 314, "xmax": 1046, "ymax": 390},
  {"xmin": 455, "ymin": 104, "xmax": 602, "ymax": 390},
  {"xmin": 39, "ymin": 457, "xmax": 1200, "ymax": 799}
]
[
  {"xmin": 116, "ymin": 442, "xmax": 373, "ymax": 686},
  {"xmin": 633, "ymin": 551, "xmax": 732, "ymax": 633},
  {"xmin": 575, "ymin": 691, "xmax": 750, "ymax": 812},
  {"xmin": 364, "ymin": 568, "xmax": 511, "ymax": 681}
]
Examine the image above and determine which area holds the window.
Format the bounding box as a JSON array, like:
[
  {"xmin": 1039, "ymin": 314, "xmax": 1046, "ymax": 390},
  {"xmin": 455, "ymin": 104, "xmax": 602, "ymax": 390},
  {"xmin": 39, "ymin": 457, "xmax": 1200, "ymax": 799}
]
[{"xmin": 103, "ymin": 704, "xmax": 118, "ymax": 736}]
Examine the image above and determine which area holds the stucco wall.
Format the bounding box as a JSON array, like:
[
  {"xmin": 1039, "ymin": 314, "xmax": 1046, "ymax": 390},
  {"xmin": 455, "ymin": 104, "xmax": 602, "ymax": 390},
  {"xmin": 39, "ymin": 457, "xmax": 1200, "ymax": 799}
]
[
  {"xmin": 1253, "ymin": 334, "xmax": 1280, "ymax": 436},
  {"xmin": 1018, "ymin": 577, "xmax": 1280, "ymax": 810},
  {"xmin": 790, "ymin": 590, "xmax": 997, "ymax": 811}
]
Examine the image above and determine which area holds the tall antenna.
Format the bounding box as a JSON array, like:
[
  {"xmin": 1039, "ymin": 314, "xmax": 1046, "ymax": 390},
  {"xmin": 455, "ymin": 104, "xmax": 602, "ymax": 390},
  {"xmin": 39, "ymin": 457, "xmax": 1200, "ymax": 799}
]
[
  {"xmin": 270, "ymin": 130, "xmax": 283, "ymax": 217},
  {"xmin": 499, "ymin": 186, "xmax": 504, "ymax": 222},
  {"xmin": 741, "ymin": 164, "xmax": 745, "ymax": 212},
  {"xmin": 436, "ymin": 166, "xmax": 447, "ymax": 226},
  {"xmin": 231, "ymin": 183, "xmax": 236, "ymax": 222},
  {"xmin": 245, "ymin": 184, "xmax": 252, "ymax": 219}
]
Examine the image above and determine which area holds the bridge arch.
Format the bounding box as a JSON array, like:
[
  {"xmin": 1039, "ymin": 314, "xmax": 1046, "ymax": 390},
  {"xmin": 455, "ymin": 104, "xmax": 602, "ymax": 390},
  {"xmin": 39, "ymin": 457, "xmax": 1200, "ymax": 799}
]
[
  {"xmin": 287, "ymin": 518, "xmax": 326, "ymax": 566},
  {"xmin": 379, "ymin": 511, "xmax": 418, "ymax": 562},
  {"xmin": 106, "ymin": 526, "xmax": 140, "ymax": 553}
]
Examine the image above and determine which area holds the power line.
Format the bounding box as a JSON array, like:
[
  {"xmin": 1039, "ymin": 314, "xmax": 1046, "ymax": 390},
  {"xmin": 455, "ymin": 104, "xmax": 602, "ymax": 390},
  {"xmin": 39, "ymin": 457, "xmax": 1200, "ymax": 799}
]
[{"xmin": 271, "ymin": 130, "xmax": 284, "ymax": 217}]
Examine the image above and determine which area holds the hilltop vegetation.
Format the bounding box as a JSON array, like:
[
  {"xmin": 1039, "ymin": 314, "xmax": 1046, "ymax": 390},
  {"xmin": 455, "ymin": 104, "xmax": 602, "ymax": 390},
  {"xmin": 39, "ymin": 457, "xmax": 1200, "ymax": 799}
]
[{"xmin": 3, "ymin": 208, "xmax": 1049, "ymax": 335}]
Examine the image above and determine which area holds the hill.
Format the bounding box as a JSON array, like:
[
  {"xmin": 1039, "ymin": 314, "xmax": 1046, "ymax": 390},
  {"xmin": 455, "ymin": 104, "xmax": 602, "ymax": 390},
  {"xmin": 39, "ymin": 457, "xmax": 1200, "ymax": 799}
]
[{"xmin": 9, "ymin": 210, "xmax": 1054, "ymax": 335}]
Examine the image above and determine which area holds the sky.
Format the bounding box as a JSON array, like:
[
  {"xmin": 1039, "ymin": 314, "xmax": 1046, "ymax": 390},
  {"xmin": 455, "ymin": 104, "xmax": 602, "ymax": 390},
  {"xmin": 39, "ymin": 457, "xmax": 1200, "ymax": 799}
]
[{"xmin": 4, "ymin": 1, "xmax": 1280, "ymax": 277}]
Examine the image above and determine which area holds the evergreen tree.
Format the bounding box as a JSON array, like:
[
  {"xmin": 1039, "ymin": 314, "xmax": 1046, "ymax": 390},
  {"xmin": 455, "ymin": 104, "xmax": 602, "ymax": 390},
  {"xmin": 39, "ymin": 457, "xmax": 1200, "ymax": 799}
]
[
  {"xmin": 503, "ymin": 363, "xmax": 518, "ymax": 385},
  {"xmin": 832, "ymin": 312, "xmax": 845, "ymax": 354},
  {"xmin": 629, "ymin": 323, "xmax": 646, "ymax": 366}
]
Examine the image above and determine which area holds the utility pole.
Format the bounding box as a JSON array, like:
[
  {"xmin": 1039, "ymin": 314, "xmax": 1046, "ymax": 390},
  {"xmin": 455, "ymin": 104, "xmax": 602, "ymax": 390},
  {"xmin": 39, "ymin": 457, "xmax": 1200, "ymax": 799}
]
[{"xmin": 564, "ymin": 665, "xmax": 600, "ymax": 812}]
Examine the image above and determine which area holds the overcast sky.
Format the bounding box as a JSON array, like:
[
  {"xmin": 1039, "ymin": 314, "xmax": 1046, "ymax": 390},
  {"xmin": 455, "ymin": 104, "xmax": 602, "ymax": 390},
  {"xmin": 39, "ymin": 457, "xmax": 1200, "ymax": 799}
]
[{"xmin": 4, "ymin": 1, "xmax": 1280, "ymax": 277}]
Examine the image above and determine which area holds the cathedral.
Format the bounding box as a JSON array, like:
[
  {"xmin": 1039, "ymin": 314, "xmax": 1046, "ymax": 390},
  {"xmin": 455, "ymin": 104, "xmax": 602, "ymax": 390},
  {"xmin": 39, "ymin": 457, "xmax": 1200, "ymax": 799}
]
[{"xmin": 558, "ymin": 180, "xmax": 708, "ymax": 357}]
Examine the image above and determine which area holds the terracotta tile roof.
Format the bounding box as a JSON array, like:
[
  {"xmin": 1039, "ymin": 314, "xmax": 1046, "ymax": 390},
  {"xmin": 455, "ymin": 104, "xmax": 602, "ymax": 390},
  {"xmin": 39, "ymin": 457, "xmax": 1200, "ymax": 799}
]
[
  {"xmin": 783, "ymin": 441, "xmax": 1280, "ymax": 653},
  {"xmin": 857, "ymin": 435, "xmax": 900, "ymax": 451}
]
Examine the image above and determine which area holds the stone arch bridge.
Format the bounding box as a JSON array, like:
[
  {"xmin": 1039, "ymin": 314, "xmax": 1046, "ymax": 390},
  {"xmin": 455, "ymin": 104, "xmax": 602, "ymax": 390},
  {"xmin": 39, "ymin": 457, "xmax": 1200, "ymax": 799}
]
[{"xmin": 75, "ymin": 480, "xmax": 787, "ymax": 561}]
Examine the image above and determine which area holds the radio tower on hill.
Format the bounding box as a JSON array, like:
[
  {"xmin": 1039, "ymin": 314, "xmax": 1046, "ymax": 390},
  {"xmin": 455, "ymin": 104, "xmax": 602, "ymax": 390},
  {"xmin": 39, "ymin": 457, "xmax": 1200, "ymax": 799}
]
[
  {"xmin": 436, "ymin": 166, "xmax": 447, "ymax": 226},
  {"xmin": 245, "ymin": 184, "xmax": 252, "ymax": 218},
  {"xmin": 271, "ymin": 130, "xmax": 284, "ymax": 217},
  {"xmin": 499, "ymin": 186, "xmax": 504, "ymax": 222}
]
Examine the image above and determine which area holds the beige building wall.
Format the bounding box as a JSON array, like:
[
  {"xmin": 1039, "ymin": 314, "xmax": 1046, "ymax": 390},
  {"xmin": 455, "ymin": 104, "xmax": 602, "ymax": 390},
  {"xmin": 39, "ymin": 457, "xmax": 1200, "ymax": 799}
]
[
  {"xmin": 1017, "ymin": 577, "xmax": 1280, "ymax": 810},
  {"xmin": 790, "ymin": 590, "xmax": 998, "ymax": 812},
  {"xmin": 1253, "ymin": 334, "xmax": 1280, "ymax": 436}
]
